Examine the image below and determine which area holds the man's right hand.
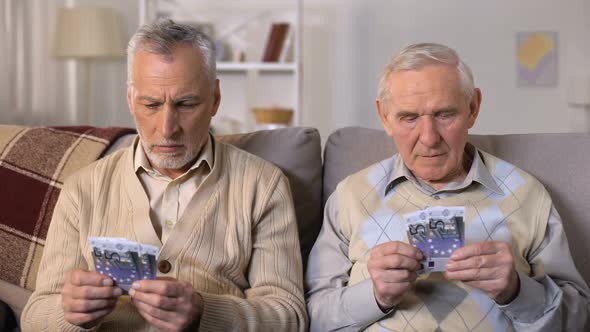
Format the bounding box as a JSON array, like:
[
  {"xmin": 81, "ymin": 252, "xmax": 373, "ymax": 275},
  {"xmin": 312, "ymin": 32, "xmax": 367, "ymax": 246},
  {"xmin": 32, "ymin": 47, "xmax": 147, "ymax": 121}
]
[
  {"xmin": 367, "ymin": 241, "xmax": 423, "ymax": 311},
  {"xmin": 61, "ymin": 269, "xmax": 122, "ymax": 328}
]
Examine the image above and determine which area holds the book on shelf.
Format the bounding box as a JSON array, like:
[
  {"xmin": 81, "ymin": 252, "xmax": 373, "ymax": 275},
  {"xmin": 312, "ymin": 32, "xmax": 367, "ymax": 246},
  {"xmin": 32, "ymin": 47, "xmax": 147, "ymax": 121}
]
[
  {"xmin": 279, "ymin": 26, "xmax": 294, "ymax": 63},
  {"xmin": 261, "ymin": 22, "xmax": 290, "ymax": 62}
]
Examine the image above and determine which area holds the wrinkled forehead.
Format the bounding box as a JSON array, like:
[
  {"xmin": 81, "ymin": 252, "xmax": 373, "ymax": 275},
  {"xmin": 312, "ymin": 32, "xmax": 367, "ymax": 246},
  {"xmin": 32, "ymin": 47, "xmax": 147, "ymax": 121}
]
[
  {"xmin": 130, "ymin": 45, "xmax": 209, "ymax": 84},
  {"xmin": 386, "ymin": 66, "xmax": 464, "ymax": 106}
]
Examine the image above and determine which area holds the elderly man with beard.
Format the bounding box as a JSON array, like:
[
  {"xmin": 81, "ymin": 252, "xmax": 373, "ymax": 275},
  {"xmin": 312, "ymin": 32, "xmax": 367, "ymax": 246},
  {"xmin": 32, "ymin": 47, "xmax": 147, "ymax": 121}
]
[{"xmin": 22, "ymin": 20, "xmax": 307, "ymax": 332}]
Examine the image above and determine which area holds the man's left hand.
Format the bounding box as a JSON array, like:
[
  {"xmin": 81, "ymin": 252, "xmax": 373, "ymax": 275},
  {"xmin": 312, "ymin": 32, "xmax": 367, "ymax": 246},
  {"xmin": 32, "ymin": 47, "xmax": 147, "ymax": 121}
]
[
  {"xmin": 445, "ymin": 241, "xmax": 520, "ymax": 305},
  {"xmin": 129, "ymin": 277, "xmax": 204, "ymax": 332}
]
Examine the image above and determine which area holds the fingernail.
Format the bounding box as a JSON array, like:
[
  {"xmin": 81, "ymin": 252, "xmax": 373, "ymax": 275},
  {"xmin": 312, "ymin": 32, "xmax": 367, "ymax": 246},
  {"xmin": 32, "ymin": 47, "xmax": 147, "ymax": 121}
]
[
  {"xmin": 113, "ymin": 288, "xmax": 123, "ymax": 296},
  {"xmin": 417, "ymin": 251, "xmax": 424, "ymax": 260},
  {"xmin": 128, "ymin": 288, "xmax": 135, "ymax": 296},
  {"xmin": 132, "ymin": 282, "xmax": 140, "ymax": 290},
  {"xmin": 450, "ymin": 253, "xmax": 459, "ymax": 260},
  {"xmin": 102, "ymin": 279, "xmax": 113, "ymax": 286}
]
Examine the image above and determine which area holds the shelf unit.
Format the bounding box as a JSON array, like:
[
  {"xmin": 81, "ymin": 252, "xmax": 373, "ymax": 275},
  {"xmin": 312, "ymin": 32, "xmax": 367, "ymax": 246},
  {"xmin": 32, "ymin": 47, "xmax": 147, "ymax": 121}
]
[{"xmin": 138, "ymin": 0, "xmax": 302, "ymax": 134}]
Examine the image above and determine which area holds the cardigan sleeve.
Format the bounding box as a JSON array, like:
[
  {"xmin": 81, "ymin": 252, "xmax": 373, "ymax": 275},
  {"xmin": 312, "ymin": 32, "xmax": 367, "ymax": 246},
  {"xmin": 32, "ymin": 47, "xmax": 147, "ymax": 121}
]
[
  {"xmin": 197, "ymin": 170, "xmax": 308, "ymax": 331},
  {"xmin": 21, "ymin": 178, "xmax": 100, "ymax": 332}
]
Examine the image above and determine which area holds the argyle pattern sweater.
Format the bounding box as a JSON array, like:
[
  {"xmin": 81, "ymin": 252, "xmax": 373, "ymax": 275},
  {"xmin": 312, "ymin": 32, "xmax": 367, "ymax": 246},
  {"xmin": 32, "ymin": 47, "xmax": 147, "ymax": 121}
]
[{"xmin": 306, "ymin": 150, "xmax": 590, "ymax": 331}]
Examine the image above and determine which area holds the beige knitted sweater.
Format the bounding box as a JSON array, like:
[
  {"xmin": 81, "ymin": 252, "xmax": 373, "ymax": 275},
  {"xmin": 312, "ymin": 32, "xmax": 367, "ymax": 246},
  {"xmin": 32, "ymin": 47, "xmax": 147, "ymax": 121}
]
[{"xmin": 21, "ymin": 138, "xmax": 307, "ymax": 331}]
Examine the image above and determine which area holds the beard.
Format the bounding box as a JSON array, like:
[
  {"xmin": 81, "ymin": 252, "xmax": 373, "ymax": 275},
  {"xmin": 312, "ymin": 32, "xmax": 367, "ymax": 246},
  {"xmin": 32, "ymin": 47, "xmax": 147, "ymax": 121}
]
[{"xmin": 138, "ymin": 134, "xmax": 201, "ymax": 171}]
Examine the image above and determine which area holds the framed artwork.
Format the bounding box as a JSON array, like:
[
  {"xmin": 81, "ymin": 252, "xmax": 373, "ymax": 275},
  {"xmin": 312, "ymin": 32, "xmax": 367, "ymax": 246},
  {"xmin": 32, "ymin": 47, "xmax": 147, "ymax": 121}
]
[{"xmin": 517, "ymin": 31, "xmax": 558, "ymax": 87}]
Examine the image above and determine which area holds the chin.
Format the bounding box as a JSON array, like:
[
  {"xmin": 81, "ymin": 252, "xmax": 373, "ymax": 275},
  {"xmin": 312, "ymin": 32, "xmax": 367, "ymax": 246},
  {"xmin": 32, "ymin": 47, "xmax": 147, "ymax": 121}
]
[
  {"xmin": 415, "ymin": 169, "xmax": 448, "ymax": 182},
  {"xmin": 148, "ymin": 153, "xmax": 192, "ymax": 169}
]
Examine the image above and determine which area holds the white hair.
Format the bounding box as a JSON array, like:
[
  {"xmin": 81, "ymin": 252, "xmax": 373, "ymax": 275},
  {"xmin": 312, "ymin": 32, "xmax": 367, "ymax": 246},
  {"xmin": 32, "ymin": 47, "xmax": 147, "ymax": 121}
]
[
  {"xmin": 127, "ymin": 19, "xmax": 216, "ymax": 85},
  {"xmin": 377, "ymin": 43, "xmax": 475, "ymax": 103}
]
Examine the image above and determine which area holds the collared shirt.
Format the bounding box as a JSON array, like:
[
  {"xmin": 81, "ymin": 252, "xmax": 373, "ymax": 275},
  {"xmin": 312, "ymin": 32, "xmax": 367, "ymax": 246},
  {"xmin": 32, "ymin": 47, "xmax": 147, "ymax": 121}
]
[
  {"xmin": 134, "ymin": 136, "xmax": 213, "ymax": 244},
  {"xmin": 384, "ymin": 143, "xmax": 503, "ymax": 198},
  {"xmin": 305, "ymin": 145, "xmax": 590, "ymax": 332}
]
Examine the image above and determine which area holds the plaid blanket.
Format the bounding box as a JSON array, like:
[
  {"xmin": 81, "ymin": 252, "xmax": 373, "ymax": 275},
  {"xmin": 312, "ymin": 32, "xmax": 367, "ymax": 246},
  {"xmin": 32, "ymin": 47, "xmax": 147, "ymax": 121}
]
[{"xmin": 0, "ymin": 125, "xmax": 135, "ymax": 290}]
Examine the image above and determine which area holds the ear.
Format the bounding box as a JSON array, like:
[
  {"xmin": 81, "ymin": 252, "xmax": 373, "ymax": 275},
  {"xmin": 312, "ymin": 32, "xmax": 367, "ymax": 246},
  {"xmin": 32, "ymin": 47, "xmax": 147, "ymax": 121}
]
[
  {"xmin": 376, "ymin": 99, "xmax": 395, "ymax": 137},
  {"xmin": 211, "ymin": 79, "xmax": 221, "ymax": 117},
  {"xmin": 467, "ymin": 88, "xmax": 482, "ymax": 129}
]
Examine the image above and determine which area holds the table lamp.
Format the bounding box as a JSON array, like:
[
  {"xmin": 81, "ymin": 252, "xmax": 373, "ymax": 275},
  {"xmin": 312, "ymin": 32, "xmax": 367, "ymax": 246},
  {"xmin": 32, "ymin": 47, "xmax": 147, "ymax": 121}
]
[{"xmin": 53, "ymin": 7, "xmax": 126, "ymax": 124}]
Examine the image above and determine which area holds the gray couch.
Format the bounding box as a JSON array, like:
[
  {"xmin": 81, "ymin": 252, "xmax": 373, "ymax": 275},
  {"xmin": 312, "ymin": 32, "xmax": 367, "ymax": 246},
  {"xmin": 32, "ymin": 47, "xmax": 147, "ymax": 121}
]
[{"xmin": 1, "ymin": 126, "xmax": 589, "ymax": 329}]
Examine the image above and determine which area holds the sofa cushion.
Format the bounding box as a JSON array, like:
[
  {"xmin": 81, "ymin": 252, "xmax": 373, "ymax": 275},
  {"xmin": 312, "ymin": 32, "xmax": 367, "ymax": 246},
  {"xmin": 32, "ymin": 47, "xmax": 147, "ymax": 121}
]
[
  {"xmin": 323, "ymin": 126, "xmax": 590, "ymax": 286},
  {"xmin": 0, "ymin": 126, "xmax": 135, "ymax": 292}
]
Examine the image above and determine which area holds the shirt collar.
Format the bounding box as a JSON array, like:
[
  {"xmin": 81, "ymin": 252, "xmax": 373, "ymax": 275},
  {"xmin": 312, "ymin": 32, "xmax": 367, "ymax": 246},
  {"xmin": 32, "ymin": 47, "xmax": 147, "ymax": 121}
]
[
  {"xmin": 384, "ymin": 143, "xmax": 504, "ymax": 196},
  {"xmin": 134, "ymin": 135, "xmax": 214, "ymax": 180}
]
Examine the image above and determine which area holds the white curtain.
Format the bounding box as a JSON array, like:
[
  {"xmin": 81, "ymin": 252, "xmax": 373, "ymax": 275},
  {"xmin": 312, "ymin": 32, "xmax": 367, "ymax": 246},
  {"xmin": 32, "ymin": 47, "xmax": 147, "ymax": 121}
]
[
  {"xmin": 0, "ymin": 0, "xmax": 80, "ymax": 126},
  {"xmin": 0, "ymin": 0, "xmax": 136, "ymax": 127}
]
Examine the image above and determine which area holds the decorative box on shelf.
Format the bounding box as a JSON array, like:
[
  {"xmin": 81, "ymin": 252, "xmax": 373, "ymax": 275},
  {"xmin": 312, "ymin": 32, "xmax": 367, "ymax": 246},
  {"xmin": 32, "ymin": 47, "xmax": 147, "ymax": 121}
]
[{"xmin": 252, "ymin": 107, "xmax": 293, "ymax": 130}]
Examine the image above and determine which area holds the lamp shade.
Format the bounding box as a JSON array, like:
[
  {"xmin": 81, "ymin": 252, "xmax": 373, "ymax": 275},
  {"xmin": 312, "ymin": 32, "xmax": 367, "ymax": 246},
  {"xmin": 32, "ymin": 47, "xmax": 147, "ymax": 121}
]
[
  {"xmin": 566, "ymin": 76, "xmax": 590, "ymax": 106},
  {"xmin": 53, "ymin": 7, "xmax": 126, "ymax": 59}
]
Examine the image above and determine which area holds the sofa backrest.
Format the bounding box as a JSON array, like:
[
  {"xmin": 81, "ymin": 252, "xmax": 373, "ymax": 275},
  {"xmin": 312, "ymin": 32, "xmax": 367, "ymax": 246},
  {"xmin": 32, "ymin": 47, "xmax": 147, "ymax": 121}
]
[{"xmin": 323, "ymin": 126, "xmax": 590, "ymax": 285}]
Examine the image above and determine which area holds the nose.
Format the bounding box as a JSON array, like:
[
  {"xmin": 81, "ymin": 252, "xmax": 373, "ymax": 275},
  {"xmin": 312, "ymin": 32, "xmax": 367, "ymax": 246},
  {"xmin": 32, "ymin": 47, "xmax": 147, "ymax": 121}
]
[
  {"xmin": 160, "ymin": 104, "xmax": 180, "ymax": 139},
  {"xmin": 417, "ymin": 115, "xmax": 441, "ymax": 147}
]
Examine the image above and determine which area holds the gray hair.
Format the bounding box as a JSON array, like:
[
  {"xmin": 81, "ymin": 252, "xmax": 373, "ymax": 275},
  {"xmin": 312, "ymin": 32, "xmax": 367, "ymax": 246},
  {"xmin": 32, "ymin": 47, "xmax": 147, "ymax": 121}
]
[
  {"xmin": 377, "ymin": 43, "xmax": 475, "ymax": 104},
  {"xmin": 127, "ymin": 19, "xmax": 216, "ymax": 85}
]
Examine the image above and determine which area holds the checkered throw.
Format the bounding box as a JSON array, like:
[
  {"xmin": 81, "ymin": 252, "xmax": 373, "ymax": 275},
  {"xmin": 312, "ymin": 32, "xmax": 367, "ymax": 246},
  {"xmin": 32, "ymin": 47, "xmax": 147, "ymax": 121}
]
[{"xmin": 0, "ymin": 125, "xmax": 135, "ymax": 290}]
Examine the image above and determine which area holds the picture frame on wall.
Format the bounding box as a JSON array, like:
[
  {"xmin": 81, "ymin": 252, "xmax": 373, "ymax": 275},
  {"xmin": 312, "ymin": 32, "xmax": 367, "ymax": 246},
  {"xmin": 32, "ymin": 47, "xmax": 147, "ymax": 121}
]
[{"xmin": 516, "ymin": 31, "xmax": 558, "ymax": 87}]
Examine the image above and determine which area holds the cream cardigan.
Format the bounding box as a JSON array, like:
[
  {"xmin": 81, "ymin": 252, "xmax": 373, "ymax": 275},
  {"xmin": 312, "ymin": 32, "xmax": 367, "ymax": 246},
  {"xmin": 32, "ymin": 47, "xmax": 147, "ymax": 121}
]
[{"xmin": 22, "ymin": 138, "xmax": 308, "ymax": 331}]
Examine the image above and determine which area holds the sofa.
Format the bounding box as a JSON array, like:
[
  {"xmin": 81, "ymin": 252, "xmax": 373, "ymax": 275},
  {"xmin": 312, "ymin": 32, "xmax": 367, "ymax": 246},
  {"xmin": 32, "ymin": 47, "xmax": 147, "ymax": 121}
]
[{"xmin": 0, "ymin": 125, "xmax": 589, "ymax": 330}]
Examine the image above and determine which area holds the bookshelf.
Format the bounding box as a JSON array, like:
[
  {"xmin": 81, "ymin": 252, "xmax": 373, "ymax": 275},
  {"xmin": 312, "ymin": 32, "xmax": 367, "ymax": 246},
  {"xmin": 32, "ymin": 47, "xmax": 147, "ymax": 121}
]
[{"xmin": 138, "ymin": 0, "xmax": 302, "ymax": 134}]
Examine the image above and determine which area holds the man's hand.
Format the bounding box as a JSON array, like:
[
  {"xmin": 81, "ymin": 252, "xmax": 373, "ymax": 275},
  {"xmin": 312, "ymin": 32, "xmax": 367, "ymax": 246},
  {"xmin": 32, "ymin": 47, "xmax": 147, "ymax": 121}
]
[
  {"xmin": 445, "ymin": 241, "xmax": 520, "ymax": 304},
  {"xmin": 367, "ymin": 241, "xmax": 424, "ymax": 311},
  {"xmin": 129, "ymin": 277, "xmax": 204, "ymax": 332},
  {"xmin": 62, "ymin": 269, "xmax": 122, "ymax": 328}
]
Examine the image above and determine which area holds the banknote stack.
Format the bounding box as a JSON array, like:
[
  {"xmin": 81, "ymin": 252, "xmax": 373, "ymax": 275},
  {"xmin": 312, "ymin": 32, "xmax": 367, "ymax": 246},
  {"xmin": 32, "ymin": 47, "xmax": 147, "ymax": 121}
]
[
  {"xmin": 89, "ymin": 237, "xmax": 160, "ymax": 291},
  {"xmin": 404, "ymin": 206, "xmax": 465, "ymax": 274}
]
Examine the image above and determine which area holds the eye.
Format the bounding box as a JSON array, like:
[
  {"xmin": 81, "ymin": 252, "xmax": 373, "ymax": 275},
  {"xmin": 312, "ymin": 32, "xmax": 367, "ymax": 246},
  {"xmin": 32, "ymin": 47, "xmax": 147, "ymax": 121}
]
[
  {"xmin": 435, "ymin": 111, "xmax": 457, "ymax": 120},
  {"xmin": 177, "ymin": 102, "xmax": 200, "ymax": 111},
  {"xmin": 400, "ymin": 114, "xmax": 419, "ymax": 122},
  {"xmin": 144, "ymin": 103, "xmax": 160, "ymax": 110}
]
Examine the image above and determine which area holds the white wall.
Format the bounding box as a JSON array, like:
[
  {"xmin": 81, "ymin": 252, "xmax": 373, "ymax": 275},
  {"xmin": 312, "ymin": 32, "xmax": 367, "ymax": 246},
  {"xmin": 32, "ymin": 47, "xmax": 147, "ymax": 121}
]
[
  {"xmin": 77, "ymin": 0, "xmax": 590, "ymax": 136},
  {"xmin": 302, "ymin": 0, "xmax": 590, "ymax": 139}
]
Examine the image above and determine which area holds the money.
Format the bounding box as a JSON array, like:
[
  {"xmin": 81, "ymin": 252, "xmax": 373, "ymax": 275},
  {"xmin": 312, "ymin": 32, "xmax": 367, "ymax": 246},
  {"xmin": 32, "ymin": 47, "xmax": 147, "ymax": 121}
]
[
  {"xmin": 404, "ymin": 206, "xmax": 465, "ymax": 274},
  {"xmin": 89, "ymin": 237, "xmax": 160, "ymax": 291}
]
